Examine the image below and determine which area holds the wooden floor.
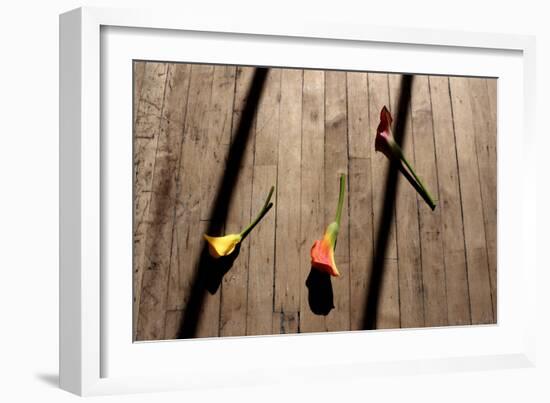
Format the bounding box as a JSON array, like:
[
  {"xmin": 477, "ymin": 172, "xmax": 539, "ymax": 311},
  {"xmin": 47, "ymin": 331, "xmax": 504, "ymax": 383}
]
[{"xmin": 133, "ymin": 61, "xmax": 497, "ymax": 341}]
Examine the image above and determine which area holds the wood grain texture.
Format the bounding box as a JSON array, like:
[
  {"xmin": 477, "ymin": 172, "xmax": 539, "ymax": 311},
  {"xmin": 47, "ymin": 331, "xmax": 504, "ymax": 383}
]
[
  {"xmin": 134, "ymin": 63, "xmax": 497, "ymax": 340},
  {"xmin": 218, "ymin": 67, "xmax": 257, "ymax": 337},
  {"xmin": 133, "ymin": 62, "xmax": 168, "ymax": 337},
  {"xmin": 200, "ymin": 66, "xmax": 236, "ymax": 221},
  {"xmin": 299, "ymin": 69, "xmax": 327, "ymax": 333},
  {"xmin": 389, "ymin": 74, "xmax": 424, "ymax": 329},
  {"xmin": 486, "ymin": 78, "xmax": 497, "ymax": 320},
  {"xmin": 429, "ymin": 76, "xmax": 471, "ymax": 326},
  {"xmin": 133, "ymin": 61, "xmax": 146, "ymax": 125},
  {"xmin": 347, "ymin": 72, "xmax": 370, "ymax": 159},
  {"xmin": 273, "ymin": 69, "xmax": 303, "ymax": 333},
  {"xmin": 367, "ymin": 72, "xmax": 400, "ymax": 329},
  {"xmin": 324, "ymin": 71, "xmax": 350, "ymax": 332},
  {"xmin": 247, "ymin": 165, "xmax": 277, "ymax": 335},
  {"xmin": 469, "ymin": 78, "xmax": 498, "ymax": 320},
  {"xmin": 347, "ymin": 72, "xmax": 373, "ymax": 330},
  {"xmin": 449, "ymin": 77, "xmax": 494, "ymax": 324},
  {"xmin": 245, "ymin": 66, "xmax": 280, "ymax": 336},
  {"xmin": 410, "ymin": 75, "xmax": 448, "ymax": 327},
  {"xmin": 134, "ymin": 64, "xmax": 190, "ymax": 340}
]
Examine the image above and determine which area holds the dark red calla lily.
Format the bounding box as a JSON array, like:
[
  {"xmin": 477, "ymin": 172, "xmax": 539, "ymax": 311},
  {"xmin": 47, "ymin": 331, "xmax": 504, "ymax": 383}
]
[{"xmin": 375, "ymin": 106, "xmax": 436, "ymax": 210}]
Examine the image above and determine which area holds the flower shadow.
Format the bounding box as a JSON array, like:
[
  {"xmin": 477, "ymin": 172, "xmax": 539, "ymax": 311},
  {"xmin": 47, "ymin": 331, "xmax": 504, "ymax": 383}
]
[
  {"xmin": 203, "ymin": 243, "xmax": 241, "ymax": 294},
  {"xmin": 306, "ymin": 268, "xmax": 334, "ymax": 316}
]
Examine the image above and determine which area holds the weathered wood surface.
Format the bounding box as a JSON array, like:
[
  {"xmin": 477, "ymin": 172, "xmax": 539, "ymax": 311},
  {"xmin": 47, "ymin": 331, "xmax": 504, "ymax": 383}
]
[{"xmin": 134, "ymin": 61, "xmax": 497, "ymax": 340}]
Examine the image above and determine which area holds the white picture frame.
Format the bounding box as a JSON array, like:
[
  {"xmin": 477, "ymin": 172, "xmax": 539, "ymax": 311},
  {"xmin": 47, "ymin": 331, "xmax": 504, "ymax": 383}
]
[{"xmin": 59, "ymin": 6, "xmax": 537, "ymax": 396}]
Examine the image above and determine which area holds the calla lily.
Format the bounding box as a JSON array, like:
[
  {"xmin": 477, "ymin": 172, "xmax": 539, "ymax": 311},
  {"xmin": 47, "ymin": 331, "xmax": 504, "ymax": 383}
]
[
  {"xmin": 203, "ymin": 186, "xmax": 274, "ymax": 259},
  {"xmin": 375, "ymin": 106, "xmax": 437, "ymax": 210},
  {"xmin": 203, "ymin": 233, "xmax": 242, "ymax": 259},
  {"xmin": 310, "ymin": 174, "xmax": 345, "ymax": 277}
]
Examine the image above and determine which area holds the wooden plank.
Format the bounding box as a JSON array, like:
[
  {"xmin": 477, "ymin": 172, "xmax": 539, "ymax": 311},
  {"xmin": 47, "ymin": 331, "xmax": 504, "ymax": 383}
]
[
  {"xmin": 272, "ymin": 312, "xmax": 300, "ymax": 334},
  {"xmin": 368, "ymin": 73, "xmax": 398, "ymax": 259},
  {"xmin": 376, "ymin": 261, "xmax": 399, "ymax": 328},
  {"xmin": 190, "ymin": 67, "xmax": 238, "ymax": 338},
  {"xmin": 164, "ymin": 310, "xmax": 183, "ymax": 340},
  {"xmin": 300, "ymin": 69, "xmax": 327, "ymax": 333},
  {"xmin": 486, "ymin": 79, "xmax": 497, "ymax": 125},
  {"xmin": 165, "ymin": 257, "xmax": 222, "ymax": 340},
  {"xmin": 347, "ymin": 72, "xmax": 370, "ymax": 159},
  {"xmin": 410, "ymin": 75, "xmax": 448, "ymax": 327},
  {"xmin": 367, "ymin": 72, "xmax": 400, "ymax": 329},
  {"xmin": 324, "ymin": 70, "xmax": 350, "ymax": 332},
  {"xmin": 429, "ymin": 76, "xmax": 471, "ymax": 326},
  {"xmin": 449, "ymin": 77, "xmax": 494, "ymax": 324},
  {"xmin": 347, "ymin": 72, "xmax": 374, "ymax": 330},
  {"xmin": 164, "ymin": 64, "xmax": 214, "ymax": 326},
  {"xmin": 232, "ymin": 66, "xmax": 258, "ymax": 168},
  {"xmin": 200, "ymin": 66, "xmax": 237, "ymax": 221},
  {"xmin": 194, "ymin": 220, "xmax": 221, "ymax": 337},
  {"xmin": 486, "ymin": 78, "xmax": 497, "ymax": 317},
  {"xmin": 133, "ymin": 61, "xmax": 146, "ymax": 124},
  {"xmin": 218, "ymin": 66, "xmax": 257, "ymax": 337},
  {"xmin": 135, "ymin": 63, "xmax": 192, "ymax": 340},
  {"xmin": 219, "ymin": 166, "xmax": 253, "ymax": 336},
  {"xmin": 133, "ymin": 62, "xmax": 168, "ymax": 336},
  {"xmin": 388, "ymin": 74, "xmax": 424, "ymax": 329},
  {"xmin": 348, "ymin": 157, "xmax": 373, "ymax": 330},
  {"xmin": 486, "ymin": 78, "xmax": 497, "ymax": 318},
  {"xmin": 273, "ymin": 68, "xmax": 303, "ymax": 333},
  {"xmin": 247, "ymin": 165, "xmax": 277, "ymax": 335},
  {"xmin": 245, "ymin": 68, "xmax": 280, "ymax": 336},
  {"xmin": 468, "ymin": 77, "xmax": 497, "ymax": 320},
  {"xmin": 254, "ymin": 69, "xmax": 281, "ymax": 165}
]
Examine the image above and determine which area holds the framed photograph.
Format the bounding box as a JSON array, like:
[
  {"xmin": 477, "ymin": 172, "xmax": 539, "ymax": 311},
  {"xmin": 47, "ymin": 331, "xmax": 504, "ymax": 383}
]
[{"xmin": 60, "ymin": 6, "xmax": 536, "ymax": 396}]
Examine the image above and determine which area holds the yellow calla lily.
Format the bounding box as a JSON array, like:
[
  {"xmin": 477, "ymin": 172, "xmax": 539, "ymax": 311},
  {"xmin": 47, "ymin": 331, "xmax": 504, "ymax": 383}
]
[
  {"xmin": 203, "ymin": 186, "xmax": 275, "ymax": 259},
  {"xmin": 203, "ymin": 233, "xmax": 242, "ymax": 259}
]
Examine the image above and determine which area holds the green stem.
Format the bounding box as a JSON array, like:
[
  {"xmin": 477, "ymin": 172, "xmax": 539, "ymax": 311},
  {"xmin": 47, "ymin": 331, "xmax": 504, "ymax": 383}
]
[
  {"xmin": 240, "ymin": 186, "xmax": 275, "ymax": 239},
  {"xmin": 334, "ymin": 174, "xmax": 346, "ymax": 226},
  {"xmin": 397, "ymin": 148, "xmax": 436, "ymax": 210}
]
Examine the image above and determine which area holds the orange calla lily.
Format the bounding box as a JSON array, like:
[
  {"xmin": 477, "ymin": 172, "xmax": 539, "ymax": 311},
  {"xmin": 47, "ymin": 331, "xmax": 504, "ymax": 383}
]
[
  {"xmin": 375, "ymin": 106, "xmax": 436, "ymax": 210},
  {"xmin": 203, "ymin": 186, "xmax": 274, "ymax": 259},
  {"xmin": 310, "ymin": 174, "xmax": 345, "ymax": 277}
]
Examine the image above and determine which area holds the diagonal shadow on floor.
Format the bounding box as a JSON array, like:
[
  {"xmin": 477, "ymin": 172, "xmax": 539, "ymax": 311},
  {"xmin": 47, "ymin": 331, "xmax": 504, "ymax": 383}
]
[
  {"xmin": 176, "ymin": 68, "xmax": 268, "ymax": 339},
  {"xmin": 362, "ymin": 74, "xmax": 414, "ymax": 330}
]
